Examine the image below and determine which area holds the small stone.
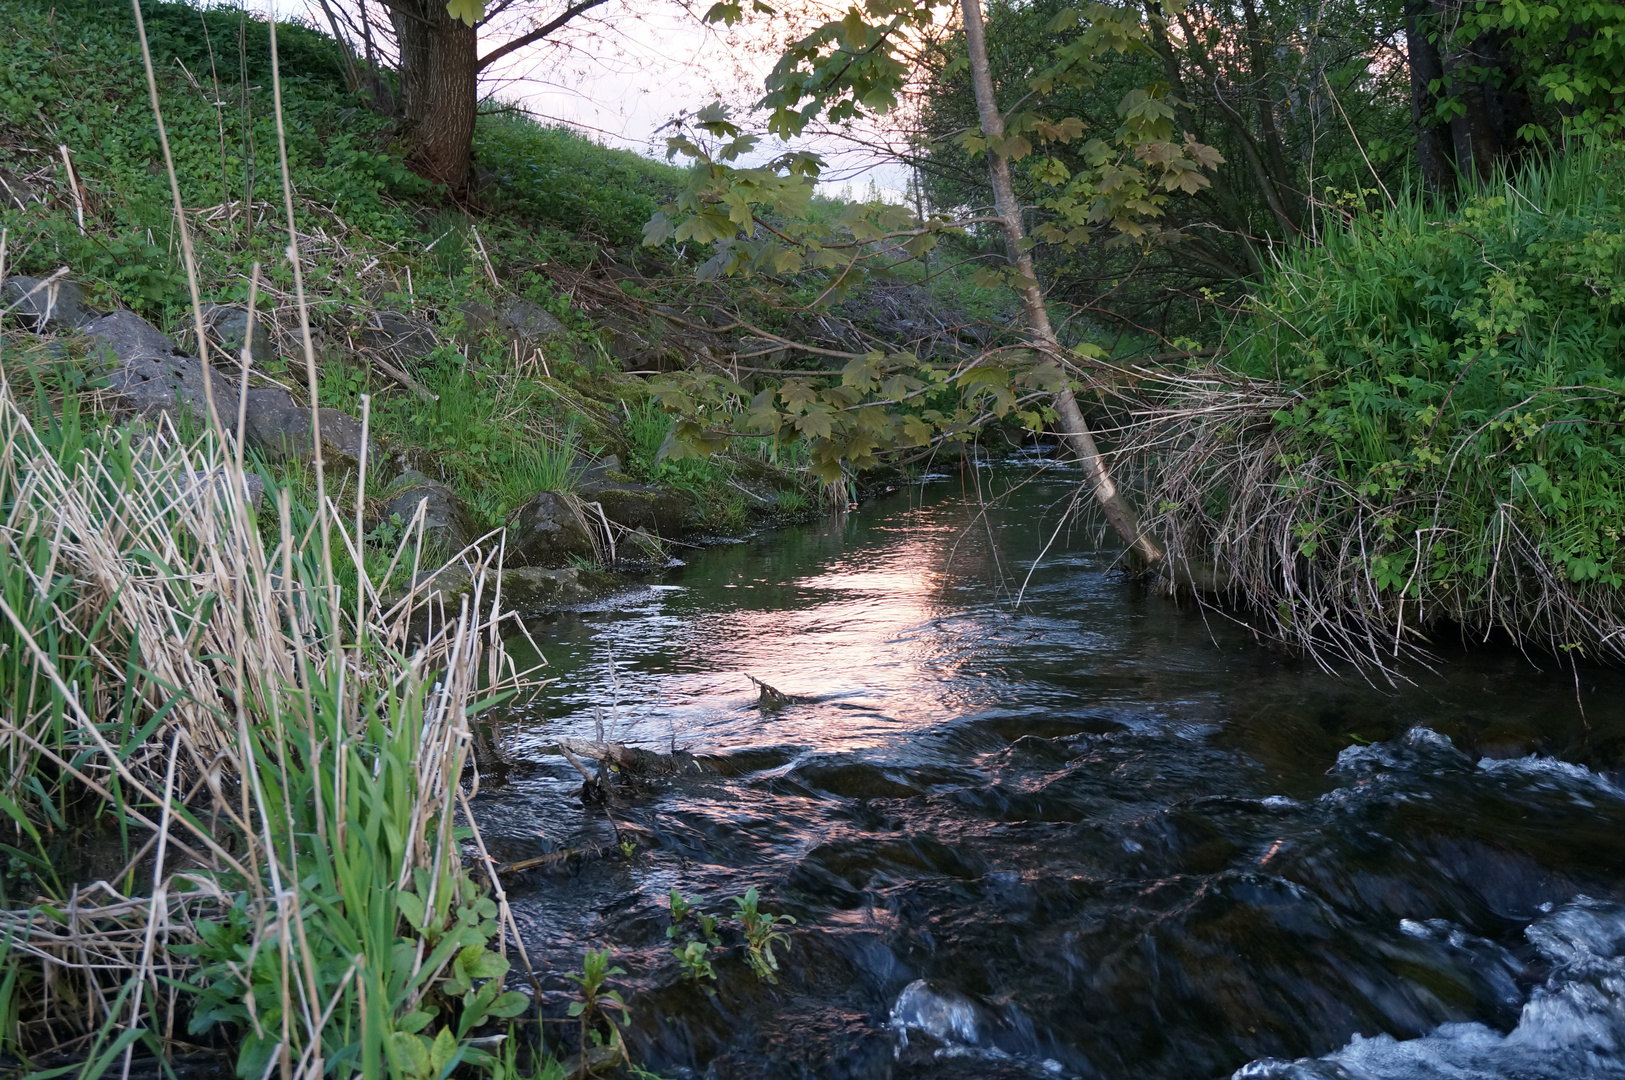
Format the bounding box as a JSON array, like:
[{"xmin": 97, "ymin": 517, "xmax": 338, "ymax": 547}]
[
  {"xmin": 200, "ymin": 303, "xmax": 276, "ymax": 368},
  {"xmin": 359, "ymin": 310, "xmax": 438, "ymax": 365}
]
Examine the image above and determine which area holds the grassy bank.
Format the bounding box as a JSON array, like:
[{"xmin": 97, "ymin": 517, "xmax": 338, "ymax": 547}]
[
  {"xmin": 0, "ymin": 0, "xmax": 821, "ymax": 542},
  {"xmin": 1138, "ymin": 146, "xmax": 1625, "ymax": 668}
]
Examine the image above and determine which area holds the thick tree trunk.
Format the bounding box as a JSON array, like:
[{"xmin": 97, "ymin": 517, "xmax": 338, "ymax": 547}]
[
  {"xmin": 386, "ymin": 2, "xmax": 477, "ymax": 192},
  {"xmin": 1404, "ymin": 0, "xmax": 1455, "ymax": 193},
  {"xmin": 960, "ymin": 0, "xmax": 1164, "ymax": 571}
]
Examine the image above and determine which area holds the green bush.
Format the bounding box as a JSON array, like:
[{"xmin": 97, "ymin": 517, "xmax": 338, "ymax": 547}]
[{"xmin": 1154, "ymin": 146, "xmax": 1625, "ymax": 663}]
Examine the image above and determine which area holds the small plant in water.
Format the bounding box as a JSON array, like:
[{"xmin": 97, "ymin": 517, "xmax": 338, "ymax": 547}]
[
  {"xmin": 565, "ymin": 949, "xmax": 630, "ymax": 1065},
  {"xmin": 619, "ymin": 836, "xmax": 637, "ymax": 860},
  {"xmin": 732, "ymin": 887, "xmax": 796, "ymax": 983},
  {"xmin": 673, "ymin": 941, "xmax": 717, "ymax": 983}
]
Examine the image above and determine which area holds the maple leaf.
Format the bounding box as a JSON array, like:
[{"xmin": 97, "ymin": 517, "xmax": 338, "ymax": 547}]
[{"xmin": 445, "ymin": 0, "xmax": 484, "ymax": 26}]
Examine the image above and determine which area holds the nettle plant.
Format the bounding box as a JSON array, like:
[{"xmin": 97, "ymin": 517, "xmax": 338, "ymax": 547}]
[{"xmin": 639, "ymin": 1, "xmax": 1222, "ymax": 483}]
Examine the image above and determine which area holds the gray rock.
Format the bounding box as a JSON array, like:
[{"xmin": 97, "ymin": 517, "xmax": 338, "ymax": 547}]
[
  {"xmin": 403, "ymin": 564, "xmax": 618, "ymax": 626},
  {"xmin": 91, "ymin": 310, "xmax": 238, "ymax": 426},
  {"xmin": 3, "ymin": 275, "xmax": 101, "ymax": 331},
  {"xmin": 580, "ymin": 478, "xmax": 694, "ymax": 536},
  {"xmin": 457, "ymin": 297, "xmax": 567, "ymax": 348},
  {"xmin": 383, "ymin": 471, "xmax": 479, "ymax": 553},
  {"xmin": 506, "ymin": 490, "xmax": 595, "ymax": 567},
  {"xmin": 240, "ymin": 387, "xmax": 373, "ymax": 472},
  {"xmin": 200, "ymin": 303, "xmax": 276, "ymax": 368},
  {"xmin": 359, "ymin": 310, "xmax": 438, "ymax": 365},
  {"xmin": 576, "ymin": 453, "xmax": 620, "ymax": 487},
  {"xmin": 0, "ymin": 170, "xmax": 43, "ymax": 212}
]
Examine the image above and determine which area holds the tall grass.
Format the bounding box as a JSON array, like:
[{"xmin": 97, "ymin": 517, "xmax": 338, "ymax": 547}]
[
  {"xmin": 0, "ymin": 3, "xmax": 543, "ymax": 1075},
  {"xmin": 1131, "ymin": 146, "xmax": 1625, "ymax": 670}
]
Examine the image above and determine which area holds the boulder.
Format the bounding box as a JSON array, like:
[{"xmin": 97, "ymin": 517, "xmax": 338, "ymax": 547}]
[
  {"xmin": 457, "ymin": 297, "xmax": 566, "ymax": 348},
  {"xmin": 506, "ymin": 490, "xmax": 596, "ymax": 567},
  {"xmin": 359, "ymin": 310, "xmax": 438, "ymax": 366},
  {"xmin": 200, "ymin": 303, "xmax": 276, "ymax": 368},
  {"xmin": 88, "ymin": 308, "xmax": 375, "ymax": 470},
  {"xmin": 240, "ymin": 388, "xmax": 373, "ymax": 472},
  {"xmin": 3, "ymin": 275, "xmax": 101, "ymax": 331},
  {"xmin": 90, "ymin": 310, "xmax": 238, "ymax": 424},
  {"xmin": 382, "ymin": 471, "xmax": 479, "ymax": 553},
  {"xmin": 580, "ymin": 478, "xmax": 694, "ymax": 536}
]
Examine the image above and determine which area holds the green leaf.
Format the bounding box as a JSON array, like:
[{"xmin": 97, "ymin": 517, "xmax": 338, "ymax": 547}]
[
  {"xmin": 387, "ymin": 1032, "xmax": 432, "ymax": 1080},
  {"xmin": 429, "ymin": 1027, "xmax": 458, "ymax": 1075},
  {"xmin": 397, "ymin": 891, "xmax": 427, "ymax": 931},
  {"xmin": 468, "ymin": 950, "xmax": 510, "ymax": 980},
  {"xmin": 445, "ymin": 0, "xmax": 484, "ymax": 27},
  {"xmin": 488, "ymin": 991, "xmax": 531, "ymax": 1019}
]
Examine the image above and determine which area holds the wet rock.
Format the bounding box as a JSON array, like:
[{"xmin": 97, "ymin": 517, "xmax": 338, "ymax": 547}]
[
  {"xmin": 457, "ymin": 296, "xmax": 566, "ymax": 347},
  {"xmin": 90, "ymin": 310, "xmax": 238, "ymax": 424},
  {"xmin": 580, "ymin": 477, "xmax": 694, "ymax": 536},
  {"xmin": 3, "ymin": 274, "xmax": 101, "ymax": 331},
  {"xmin": 358, "ymin": 310, "xmax": 437, "ymax": 366},
  {"xmin": 199, "ymin": 303, "xmax": 275, "ymax": 368},
  {"xmin": 554, "ymin": 737, "xmax": 704, "ymax": 776},
  {"xmin": 889, "ymin": 979, "xmax": 987, "ymax": 1048},
  {"xmin": 382, "ymin": 471, "xmax": 479, "ymax": 553},
  {"xmin": 404, "ymin": 562, "xmax": 619, "ymax": 619},
  {"xmin": 240, "ymin": 388, "xmax": 373, "ymax": 472},
  {"xmin": 506, "ymin": 490, "xmax": 596, "ymax": 567}
]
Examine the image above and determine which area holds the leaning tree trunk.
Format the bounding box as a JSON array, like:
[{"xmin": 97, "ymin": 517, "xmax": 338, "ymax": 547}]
[
  {"xmin": 959, "ymin": 0, "xmax": 1164, "ymax": 571},
  {"xmin": 387, "ymin": 2, "xmax": 477, "ymax": 193}
]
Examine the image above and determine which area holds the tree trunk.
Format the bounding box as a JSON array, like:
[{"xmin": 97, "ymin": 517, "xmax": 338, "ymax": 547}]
[
  {"xmin": 386, "ymin": 2, "xmax": 477, "ymax": 192},
  {"xmin": 1404, "ymin": 0, "xmax": 1455, "ymax": 193},
  {"xmin": 960, "ymin": 0, "xmax": 1164, "ymax": 571}
]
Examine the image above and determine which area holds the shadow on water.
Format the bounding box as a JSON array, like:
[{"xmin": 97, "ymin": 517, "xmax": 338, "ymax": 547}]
[{"xmin": 475, "ymin": 455, "xmax": 1625, "ymax": 1079}]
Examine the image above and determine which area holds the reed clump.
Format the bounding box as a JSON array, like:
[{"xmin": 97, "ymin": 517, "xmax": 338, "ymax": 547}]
[
  {"xmin": 1128, "ymin": 145, "xmax": 1625, "ymax": 671},
  {"xmin": 0, "ymin": 357, "xmax": 551, "ymax": 1078}
]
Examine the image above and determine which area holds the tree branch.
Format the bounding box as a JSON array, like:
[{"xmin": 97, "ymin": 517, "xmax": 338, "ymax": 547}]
[{"xmin": 477, "ymin": 0, "xmax": 614, "ymax": 71}]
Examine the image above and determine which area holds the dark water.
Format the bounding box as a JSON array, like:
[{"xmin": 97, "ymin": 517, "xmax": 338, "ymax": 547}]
[{"xmin": 476, "ymin": 455, "xmax": 1625, "ymax": 1079}]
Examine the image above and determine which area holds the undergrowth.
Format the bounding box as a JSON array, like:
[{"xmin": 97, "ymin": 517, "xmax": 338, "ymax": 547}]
[{"xmin": 1140, "ymin": 145, "xmax": 1625, "ymax": 668}]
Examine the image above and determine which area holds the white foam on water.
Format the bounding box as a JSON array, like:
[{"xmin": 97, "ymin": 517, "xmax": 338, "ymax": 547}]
[{"xmin": 1233, "ymin": 897, "xmax": 1625, "ymax": 1078}]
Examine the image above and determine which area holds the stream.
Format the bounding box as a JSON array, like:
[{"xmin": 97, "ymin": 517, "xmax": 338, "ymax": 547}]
[{"xmin": 477, "ymin": 454, "xmax": 1625, "ymax": 1079}]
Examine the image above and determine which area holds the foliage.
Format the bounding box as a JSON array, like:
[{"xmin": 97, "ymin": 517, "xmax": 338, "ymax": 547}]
[
  {"xmin": 1460, "ymin": 0, "xmax": 1625, "ymax": 144},
  {"xmin": 563, "ymin": 949, "xmax": 630, "ymax": 1065},
  {"xmin": 1138, "ymin": 145, "xmax": 1625, "ymax": 665},
  {"xmin": 478, "ymin": 114, "xmax": 683, "ymax": 245},
  {"xmin": 731, "ymin": 887, "xmax": 796, "ymax": 983}
]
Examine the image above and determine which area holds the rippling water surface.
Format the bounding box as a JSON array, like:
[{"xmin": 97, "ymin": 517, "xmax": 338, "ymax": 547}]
[{"xmin": 476, "ymin": 458, "xmax": 1625, "ymax": 1079}]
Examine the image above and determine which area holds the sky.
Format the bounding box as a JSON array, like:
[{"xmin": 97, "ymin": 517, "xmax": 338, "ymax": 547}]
[{"xmin": 242, "ymin": 0, "xmax": 915, "ymax": 199}]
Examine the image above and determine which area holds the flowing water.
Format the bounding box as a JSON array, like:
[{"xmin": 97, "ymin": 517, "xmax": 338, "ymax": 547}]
[{"xmin": 478, "ymin": 455, "xmax": 1625, "ymax": 1079}]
